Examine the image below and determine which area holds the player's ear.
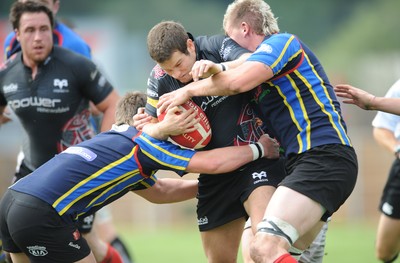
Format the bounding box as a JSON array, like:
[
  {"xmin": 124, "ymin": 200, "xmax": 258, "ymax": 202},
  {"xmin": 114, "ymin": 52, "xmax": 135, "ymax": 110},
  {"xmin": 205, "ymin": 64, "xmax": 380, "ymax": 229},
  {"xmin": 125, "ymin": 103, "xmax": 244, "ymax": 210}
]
[
  {"xmin": 15, "ymin": 29, "xmax": 20, "ymax": 41},
  {"xmin": 187, "ymin": 39, "xmax": 195, "ymax": 53},
  {"xmin": 241, "ymin": 22, "xmax": 250, "ymax": 35},
  {"xmin": 53, "ymin": 0, "xmax": 60, "ymax": 15}
]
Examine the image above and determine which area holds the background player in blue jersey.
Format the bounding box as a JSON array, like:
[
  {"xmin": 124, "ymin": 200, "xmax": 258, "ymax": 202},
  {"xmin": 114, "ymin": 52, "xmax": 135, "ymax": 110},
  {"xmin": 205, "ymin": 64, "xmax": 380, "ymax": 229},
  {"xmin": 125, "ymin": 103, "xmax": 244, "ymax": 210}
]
[
  {"xmin": 0, "ymin": 90, "xmax": 281, "ymax": 263},
  {"xmin": 0, "ymin": 1, "xmax": 123, "ymax": 262},
  {"xmin": 158, "ymin": 0, "xmax": 358, "ymax": 262},
  {"xmin": 335, "ymin": 82, "xmax": 400, "ymax": 263}
]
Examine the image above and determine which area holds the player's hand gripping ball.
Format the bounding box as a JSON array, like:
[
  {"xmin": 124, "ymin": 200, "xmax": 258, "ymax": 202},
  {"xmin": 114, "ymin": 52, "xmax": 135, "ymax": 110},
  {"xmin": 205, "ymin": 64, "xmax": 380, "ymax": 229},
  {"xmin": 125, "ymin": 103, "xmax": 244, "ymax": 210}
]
[{"xmin": 158, "ymin": 100, "xmax": 212, "ymax": 149}]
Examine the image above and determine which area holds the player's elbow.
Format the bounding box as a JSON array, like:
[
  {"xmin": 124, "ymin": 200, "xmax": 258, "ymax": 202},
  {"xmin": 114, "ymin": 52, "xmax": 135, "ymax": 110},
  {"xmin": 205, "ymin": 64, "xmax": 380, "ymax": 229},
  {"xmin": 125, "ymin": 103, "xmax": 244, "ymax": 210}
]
[
  {"xmin": 225, "ymin": 82, "xmax": 241, "ymax": 95},
  {"xmin": 225, "ymin": 77, "xmax": 252, "ymax": 95}
]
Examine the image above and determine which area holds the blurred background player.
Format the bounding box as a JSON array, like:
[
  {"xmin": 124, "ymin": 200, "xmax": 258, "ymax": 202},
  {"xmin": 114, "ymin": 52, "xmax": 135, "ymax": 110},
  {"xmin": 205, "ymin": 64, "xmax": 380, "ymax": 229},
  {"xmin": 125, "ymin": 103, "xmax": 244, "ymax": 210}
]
[
  {"xmin": 1, "ymin": 1, "xmax": 134, "ymax": 262},
  {"xmin": 335, "ymin": 82, "xmax": 400, "ymax": 263},
  {"xmin": 0, "ymin": 1, "xmax": 122, "ymax": 262},
  {"xmin": 4, "ymin": 0, "xmax": 90, "ymax": 59}
]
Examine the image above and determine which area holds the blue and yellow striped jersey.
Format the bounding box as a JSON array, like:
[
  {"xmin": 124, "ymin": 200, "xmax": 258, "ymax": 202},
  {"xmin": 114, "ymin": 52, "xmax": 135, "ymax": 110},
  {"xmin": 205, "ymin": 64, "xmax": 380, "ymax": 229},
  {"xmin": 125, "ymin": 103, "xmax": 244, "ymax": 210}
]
[
  {"xmin": 10, "ymin": 125, "xmax": 195, "ymax": 222},
  {"xmin": 249, "ymin": 33, "xmax": 352, "ymax": 156}
]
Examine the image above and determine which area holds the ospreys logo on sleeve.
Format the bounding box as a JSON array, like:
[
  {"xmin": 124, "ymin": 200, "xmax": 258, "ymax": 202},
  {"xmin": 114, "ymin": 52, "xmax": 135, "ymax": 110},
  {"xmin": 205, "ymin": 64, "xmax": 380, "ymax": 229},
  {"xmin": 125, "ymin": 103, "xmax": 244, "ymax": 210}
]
[{"xmin": 219, "ymin": 37, "xmax": 234, "ymax": 62}]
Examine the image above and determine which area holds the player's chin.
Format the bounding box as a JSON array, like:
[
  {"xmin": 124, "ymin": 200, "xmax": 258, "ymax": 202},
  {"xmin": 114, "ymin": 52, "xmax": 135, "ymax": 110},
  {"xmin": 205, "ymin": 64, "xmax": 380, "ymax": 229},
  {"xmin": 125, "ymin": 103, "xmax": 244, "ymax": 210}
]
[
  {"xmin": 178, "ymin": 76, "xmax": 193, "ymax": 84},
  {"xmin": 32, "ymin": 54, "xmax": 47, "ymax": 64}
]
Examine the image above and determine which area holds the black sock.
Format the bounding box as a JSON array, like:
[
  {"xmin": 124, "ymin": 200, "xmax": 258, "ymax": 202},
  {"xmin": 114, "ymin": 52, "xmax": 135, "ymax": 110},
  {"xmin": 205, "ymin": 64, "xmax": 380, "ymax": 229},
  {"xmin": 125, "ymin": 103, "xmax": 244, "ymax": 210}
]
[
  {"xmin": 110, "ymin": 237, "xmax": 134, "ymax": 263},
  {"xmin": 385, "ymin": 253, "xmax": 399, "ymax": 263}
]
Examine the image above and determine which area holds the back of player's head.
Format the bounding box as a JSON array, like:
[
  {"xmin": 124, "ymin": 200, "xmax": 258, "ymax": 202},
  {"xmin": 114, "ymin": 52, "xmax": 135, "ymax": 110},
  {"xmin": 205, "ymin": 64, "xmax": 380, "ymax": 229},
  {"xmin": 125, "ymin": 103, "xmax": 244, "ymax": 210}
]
[
  {"xmin": 115, "ymin": 91, "xmax": 147, "ymax": 126},
  {"xmin": 147, "ymin": 21, "xmax": 190, "ymax": 63},
  {"xmin": 223, "ymin": 0, "xmax": 279, "ymax": 35},
  {"xmin": 10, "ymin": 0, "xmax": 54, "ymax": 30}
]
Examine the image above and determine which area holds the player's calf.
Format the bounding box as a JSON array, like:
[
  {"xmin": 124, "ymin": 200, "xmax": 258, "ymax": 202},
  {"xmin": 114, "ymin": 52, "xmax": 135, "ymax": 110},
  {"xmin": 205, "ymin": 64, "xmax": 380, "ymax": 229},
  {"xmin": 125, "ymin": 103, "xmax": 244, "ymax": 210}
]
[{"xmin": 100, "ymin": 243, "xmax": 123, "ymax": 263}]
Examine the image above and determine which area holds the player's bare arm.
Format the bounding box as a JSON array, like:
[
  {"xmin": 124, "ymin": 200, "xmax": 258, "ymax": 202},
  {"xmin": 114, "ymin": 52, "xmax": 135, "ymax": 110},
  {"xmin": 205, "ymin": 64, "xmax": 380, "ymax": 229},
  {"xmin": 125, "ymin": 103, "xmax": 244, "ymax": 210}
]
[
  {"xmin": 373, "ymin": 127, "xmax": 399, "ymax": 155},
  {"xmin": 0, "ymin": 106, "xmax": 10, "ymax": 126},
  {"xmin": 95, "ymin": 89, "xmax": 120, "ymax": 131},
  {"xmin": 133, "ymin": 178, "xmax": 198, "ymax": 203},
  {"xmin": 335, "ymin": 84, "xmax": 400, "ymax": 115},
  {"xmin": 187, "ymin": 134, "xmax": 279, "ymax": 174},
  {"xmin": 334, "ymin": 84, "xmax": 376, "ymax": 110},
  {"xmin": 191, "ymin": 53, "xmax": 251, "ymax": 81},
  {"xmin": 157, "ymin": 61, "xmax": 273, "ymax": 113}
]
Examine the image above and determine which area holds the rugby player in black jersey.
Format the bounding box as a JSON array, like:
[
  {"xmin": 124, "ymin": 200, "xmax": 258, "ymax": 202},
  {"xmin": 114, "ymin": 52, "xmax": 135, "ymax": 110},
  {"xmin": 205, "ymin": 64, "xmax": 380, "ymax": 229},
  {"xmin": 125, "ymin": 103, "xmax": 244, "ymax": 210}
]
[{"xmin": 137, "ymin": 20, "xmax": 286, "ymax": 263}]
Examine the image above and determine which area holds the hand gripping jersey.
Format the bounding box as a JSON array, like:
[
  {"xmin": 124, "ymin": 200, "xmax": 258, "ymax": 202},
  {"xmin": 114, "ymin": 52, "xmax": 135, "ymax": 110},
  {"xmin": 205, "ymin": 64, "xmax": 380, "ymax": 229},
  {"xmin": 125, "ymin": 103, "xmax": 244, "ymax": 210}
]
[
  {"xmin": 9, "ymin": 125, "xmax": 195, "ymax": 222},
  {"xmin": 0, "ymin": 46, "xmax": 114, "ymax": 170},
  {"xmin": 4, "ymin": 21, "xmax": 91, "ymax": 60},
  {"xmin": 146, "ymin": 34, "xmax": 266, "ymax": 149},
  {"xmin": 249, "ymin": 33, "xmax": 352, "ymax": 155}
]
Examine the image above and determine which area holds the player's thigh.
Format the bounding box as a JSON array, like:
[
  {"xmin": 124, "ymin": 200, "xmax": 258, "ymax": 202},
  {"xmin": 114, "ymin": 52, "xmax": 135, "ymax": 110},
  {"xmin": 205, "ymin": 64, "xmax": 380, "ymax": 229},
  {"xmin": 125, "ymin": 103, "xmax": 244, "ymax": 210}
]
[
  {"xmin": 243, "ymin": 185, "xmax": 276, "ymax": 232},
  {"xmin": 10, "ymin": 252, "xmax": 30, "ymax": 263},
  {"xmin": 74, "ymin": 251, "xmax": 97, "ymax": 263},
  {"xmin": 293, "ymin": 221, "xmax": 325, "ymax": 250},
  {"xmin": 200, "ymin": 218, "xmax": 245, "ymax": 262},
  {"xmin": 265, "ymin": 186, "xmax": 324, "ymax": 237},
  {"xmin": 83, "ymin": 230, "xmax": 108, "ymax": 262},
  {"xmin": 376, "ymin": 214, "xmax": 400, "ymax": 255},
  {"xmin": 93, "ymin": 207, "xmax": 117, "ymax": 242}
]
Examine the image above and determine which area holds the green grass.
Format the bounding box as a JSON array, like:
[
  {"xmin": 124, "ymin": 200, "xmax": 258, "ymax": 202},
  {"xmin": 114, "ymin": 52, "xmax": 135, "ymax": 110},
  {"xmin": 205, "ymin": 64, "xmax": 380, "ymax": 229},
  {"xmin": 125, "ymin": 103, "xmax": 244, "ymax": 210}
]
[{"xmin": 115, "ymin": 220, "xmax": 387, "ymax": 263}]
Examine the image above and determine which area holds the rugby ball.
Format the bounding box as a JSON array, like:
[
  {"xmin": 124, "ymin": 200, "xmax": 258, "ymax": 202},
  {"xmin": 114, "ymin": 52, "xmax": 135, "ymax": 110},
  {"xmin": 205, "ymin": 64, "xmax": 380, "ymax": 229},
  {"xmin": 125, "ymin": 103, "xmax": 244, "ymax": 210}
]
[{"xmin": 158, "ymin": 100, "xmax": 212, "ymax": 149}]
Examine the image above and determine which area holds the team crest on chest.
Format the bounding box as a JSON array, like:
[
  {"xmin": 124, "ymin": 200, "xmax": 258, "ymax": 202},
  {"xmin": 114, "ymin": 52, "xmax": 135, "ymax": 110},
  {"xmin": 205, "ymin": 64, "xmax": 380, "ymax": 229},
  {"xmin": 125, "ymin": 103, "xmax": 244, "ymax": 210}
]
[{"xmin": 53, "ymin": 78, "xmax": 69, "ymax": 93}]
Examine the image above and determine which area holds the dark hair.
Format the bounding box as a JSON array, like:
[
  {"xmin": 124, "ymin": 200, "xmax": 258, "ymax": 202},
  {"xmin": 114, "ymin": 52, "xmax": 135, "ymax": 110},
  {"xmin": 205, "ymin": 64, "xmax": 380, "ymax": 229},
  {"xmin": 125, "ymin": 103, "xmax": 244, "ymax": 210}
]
[
  {"xmin": 10, "ymin": 0, "xmax": 54, "ymax": 30},
  {"xmin": 147, "ymin": 21, "xmax": 189, "ymax": 63}
]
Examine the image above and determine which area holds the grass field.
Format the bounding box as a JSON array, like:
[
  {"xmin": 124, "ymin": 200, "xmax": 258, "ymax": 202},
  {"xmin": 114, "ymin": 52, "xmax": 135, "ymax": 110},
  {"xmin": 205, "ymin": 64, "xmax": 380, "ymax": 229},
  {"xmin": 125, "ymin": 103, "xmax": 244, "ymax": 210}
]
[{"xmin": 116, "ymin": 220, "xmax": 386, "ymax": 263}]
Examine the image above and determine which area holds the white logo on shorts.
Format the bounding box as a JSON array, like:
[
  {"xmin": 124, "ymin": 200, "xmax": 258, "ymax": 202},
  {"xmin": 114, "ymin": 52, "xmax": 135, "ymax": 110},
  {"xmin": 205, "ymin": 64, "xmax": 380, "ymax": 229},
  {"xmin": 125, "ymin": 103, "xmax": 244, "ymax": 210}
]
[
  {"xmin": 81, "ymin": 214, "xmax": 94, "ymax": 229},
  {"xmin": 252, "ymin": 171, "xmax": 268, "ymax": 184},
  {"xmin": 69, "ymin": 242, "xmax": 81, "ymax": 250},
  {"xmin": 27, "ymin": 245, "xmax": 48, "ymax": 257},
  {"xmin": 198, "ymin": 216, "xmax": 208, "ymax": 226},
  {"xmin": 382, "ymin": 202, "xmax": 393, "ymax": 215}
]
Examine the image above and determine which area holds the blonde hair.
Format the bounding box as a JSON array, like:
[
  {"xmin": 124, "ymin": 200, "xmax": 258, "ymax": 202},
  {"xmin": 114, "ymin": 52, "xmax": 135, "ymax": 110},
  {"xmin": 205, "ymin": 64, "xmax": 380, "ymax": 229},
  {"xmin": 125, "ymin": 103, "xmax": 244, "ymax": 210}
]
[
  {"xmin": 223, "ymin": 0, "xmax": 279, "ymax": 35},
  {"xmin": 115, "ymin": 91, "xmax": 147, "ymax": 126}
]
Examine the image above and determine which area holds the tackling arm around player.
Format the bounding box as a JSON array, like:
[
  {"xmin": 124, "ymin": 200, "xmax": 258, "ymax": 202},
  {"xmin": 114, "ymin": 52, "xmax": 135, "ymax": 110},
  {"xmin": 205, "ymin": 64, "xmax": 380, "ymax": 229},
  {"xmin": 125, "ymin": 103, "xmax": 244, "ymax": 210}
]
[{"xmin": 336, "ymin": 81, "xmax": 400, "ymax": 263}]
